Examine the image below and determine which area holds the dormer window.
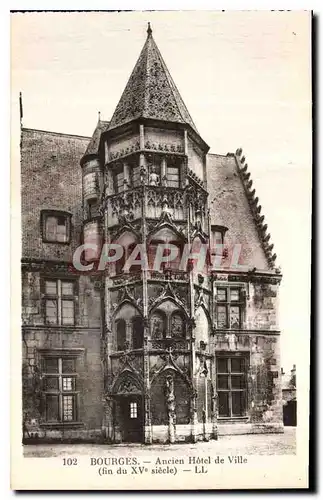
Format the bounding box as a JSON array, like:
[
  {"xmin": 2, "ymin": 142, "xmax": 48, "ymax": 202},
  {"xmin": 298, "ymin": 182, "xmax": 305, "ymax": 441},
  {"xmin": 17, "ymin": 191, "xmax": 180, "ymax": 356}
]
[
  {"xmin": 41, "ymin": 210, "xmax": 72, "ymax": 244},
  {"xmin": 210, "ymin": 225, "xmax": 228, "ymax": 255}
]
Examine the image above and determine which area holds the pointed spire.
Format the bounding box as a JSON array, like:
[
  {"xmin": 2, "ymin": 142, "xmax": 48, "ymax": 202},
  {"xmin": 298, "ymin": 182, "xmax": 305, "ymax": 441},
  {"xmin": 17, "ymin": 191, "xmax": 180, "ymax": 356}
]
[
  {"xmin": 98, "ymin": 110, "xmax": 101, "ymax": 122},
  {"xmin": 147, "ymin": 22, "xmax": 152, "ymax": 37},
  {"xmin": 108, "ymin": 28, "xmax": 198, "ymax": 133}
]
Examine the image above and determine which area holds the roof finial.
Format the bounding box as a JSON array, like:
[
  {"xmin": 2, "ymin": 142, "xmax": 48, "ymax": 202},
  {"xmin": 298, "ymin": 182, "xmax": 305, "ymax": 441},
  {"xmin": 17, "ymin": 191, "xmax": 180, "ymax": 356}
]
[
  {"xmin": 98, "ymin": 110, "xmax": 101, "ymax": 122},
  {"xmin": 147, "ymin": 22, "xmax": 152, "ymax": 37}
]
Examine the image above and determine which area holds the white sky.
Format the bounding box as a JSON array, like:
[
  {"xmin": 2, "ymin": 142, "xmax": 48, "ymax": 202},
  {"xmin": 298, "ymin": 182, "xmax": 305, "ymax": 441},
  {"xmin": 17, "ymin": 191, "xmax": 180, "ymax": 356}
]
[{"xmin": 11, "ymin": 10, "xmax": 312, "ymax": 371}]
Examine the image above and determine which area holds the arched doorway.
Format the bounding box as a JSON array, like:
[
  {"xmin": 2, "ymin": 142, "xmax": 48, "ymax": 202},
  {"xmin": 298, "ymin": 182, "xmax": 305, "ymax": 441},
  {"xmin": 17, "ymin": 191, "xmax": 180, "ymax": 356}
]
[{"xmin": 113, "ymin": 374, "xmax": 144, "ymax": 443}]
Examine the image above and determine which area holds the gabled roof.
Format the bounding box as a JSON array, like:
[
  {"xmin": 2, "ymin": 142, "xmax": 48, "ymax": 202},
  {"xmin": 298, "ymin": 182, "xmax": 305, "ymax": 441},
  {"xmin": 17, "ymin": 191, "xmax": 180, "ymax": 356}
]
[
  {"xmin": 207, "ymin": 152, "xmax": 279, "ymax": 272},
  {"xmin": 108, "ymin": 24, "xmax": 198, "ymax": 134}
]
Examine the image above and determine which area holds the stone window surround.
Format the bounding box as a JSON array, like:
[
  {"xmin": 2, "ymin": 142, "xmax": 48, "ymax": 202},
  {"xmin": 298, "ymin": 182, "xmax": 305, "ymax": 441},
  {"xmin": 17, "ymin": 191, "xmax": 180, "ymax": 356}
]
[
  {"xmin": 39, "ymin": 349, "xmax": 84, "ymax": 427},
  {"xmin": 216, "ymin": 352, "xmax": 249, "ymax": 419},
  {"xmin": 115, "ymin": 316, "xmax": 144, "ymax": 351},
  {"xmin": 150, "ymin": 308, "xmax": 186, "ymax": 339},
  {"xmin": 40, "ymin": 209, "xmax": 72, "ymax": 245},
  {"xmin": 215, "ymin": 284, "xmax": 246, "ymax": 330},
  {"xmin": 40, "ymin": 275, "xmax": 79, "ymax": 327}
]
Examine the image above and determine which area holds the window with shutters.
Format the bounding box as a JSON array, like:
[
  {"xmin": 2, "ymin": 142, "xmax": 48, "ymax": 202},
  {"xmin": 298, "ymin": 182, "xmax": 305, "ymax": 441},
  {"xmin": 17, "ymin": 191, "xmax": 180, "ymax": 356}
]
[
  {"xmin": 217, "ymin": 355, "xmax": 248, "ymax": 418},
  {"xmin": 43, "ymin": 279, "xmax": 75, "ymax": 326},
  {"xmin": 42, "ymin": 356, "xmax": 78, "ymax": 423},
  {"xmin": 41, "ymin": 210, "xmax": 72, "ymax": 244}
]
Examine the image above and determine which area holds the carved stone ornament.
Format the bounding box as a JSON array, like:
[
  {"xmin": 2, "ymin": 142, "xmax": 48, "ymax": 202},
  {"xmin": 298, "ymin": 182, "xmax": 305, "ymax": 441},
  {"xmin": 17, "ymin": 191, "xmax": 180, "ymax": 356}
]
[
  {"xmin": 118, "ymin": 378, "xmax": 141, "ymax": 394},
  {"xmin": 165, "ymin": 374, "xmax": 176, "ymax": 443}
]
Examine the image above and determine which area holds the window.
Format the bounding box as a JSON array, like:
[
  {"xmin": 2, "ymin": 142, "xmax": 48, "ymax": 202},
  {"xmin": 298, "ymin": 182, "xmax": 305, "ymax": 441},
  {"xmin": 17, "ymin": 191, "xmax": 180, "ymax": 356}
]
[
  {"xmin": 170, "ymin": 313, "xmax": 185, "ymax": 338},
  {"xmin": 44, "ymin": 279, "xmax": 75, "ymax": 326},
  {"xmin": 128, "ymin": 243, "xmax": 142, "ymax": 273},
  {"xmin": 114, "ymin": 242, "xmax": 140, "ymax": 275},
  {"xmin": 150, "ymin": 312, "xmax": 166, "ymax": 339},
  {"xmin": 132, "ymin": 317, "xmax": 144, "ymax": 349},
  {"xmin": 113, "ymin": 169, "xmax": 124, "ymax": 193},
  {"xmin": 216, "ymin": 287, "xmax": 243, "ymax": 329},
  {"xmin": 217, "ymin": 356, "xmax": 247, "ymax": 417},
  {"xmin": 130, "ymin": 402, "xmax": 137, "ymax": 419},
  {"xmin": 83, "ymin": 172, "xmax": 98, "ymax": 199},
  {"xmin": 167, "ymin": 164, "xmax": 180, "ymax": 188},
  {"xmin": 87, "ymin": 199, "xmax": 100, "ymax": 219},
  {"xmin": 41, "ymin": 210, "xmax": 71, "ymax": 244},
  {"xmin": 210, "ymin": 225, "xmax": 228, "ymax": 256},
  {"xmin": 42, "ymin": 357, "xmax": 78, "ymax": 422},
  {"xmin": 132, "ymin": 166, "xmax": 141, "ymax": 187},
  {"xmin": 116, "ymin": 319, "xmax": 126, "ymax": 351}
]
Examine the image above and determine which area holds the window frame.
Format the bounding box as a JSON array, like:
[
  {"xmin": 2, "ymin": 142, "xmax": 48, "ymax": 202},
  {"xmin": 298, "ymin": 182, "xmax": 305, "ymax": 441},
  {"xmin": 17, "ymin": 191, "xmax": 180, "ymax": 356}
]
[
  {"xmin": 42, "ymin": 277, "xmax": 77, "ymax": 326},
  {"xmin": 86, "ymin": 198, "xmax": 100, "ymax": 220},
  {"xmin": 41, "ymin": 355, "xmax": 79, "ymax": 424},
  {"xmin": 216, "ymin": 286, "xmax": 244, "ymax": 330},
  {"xmin": 113, "ymin": 164, "xmax": 125, "ymax": 193},
  {"xmin": 41, "ymin": 210, "xmax": 72, "ymax": 245},
  {"xmin": 130, "ymin": 401, "xmax": 138, "ymax": 419},
  {"xmin": 166, "ymin": 157, "xmax": 181, "ymax": 188},
  {"xmin": 216, "ymin": 354, "xmax": 248, "ymax": 419}
]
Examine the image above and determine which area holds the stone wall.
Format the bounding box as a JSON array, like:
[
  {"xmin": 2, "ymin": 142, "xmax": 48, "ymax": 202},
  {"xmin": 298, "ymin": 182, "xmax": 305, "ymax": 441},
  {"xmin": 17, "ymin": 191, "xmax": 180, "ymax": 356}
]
[
  {"xmin": 246, "ymin": 282, "xmax": 279, "ymax": 330},
  {"xmin": 21, "ymin": 128, "xmax": 89, "ymax": 261}
]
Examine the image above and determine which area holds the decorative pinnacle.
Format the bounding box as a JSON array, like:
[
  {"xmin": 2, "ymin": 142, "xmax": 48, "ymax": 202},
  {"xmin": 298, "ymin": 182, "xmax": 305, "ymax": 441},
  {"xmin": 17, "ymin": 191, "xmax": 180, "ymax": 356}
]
[{"xmin": 147, "ymin": 22, "xmax": 152, "ymax": 37}]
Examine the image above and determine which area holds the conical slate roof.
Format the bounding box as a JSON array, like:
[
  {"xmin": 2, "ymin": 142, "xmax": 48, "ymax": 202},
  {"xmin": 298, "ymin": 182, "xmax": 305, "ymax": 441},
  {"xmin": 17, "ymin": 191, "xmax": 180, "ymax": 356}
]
[
  {"xmin": 81, "ymin": 119, "xmax": 109, "ymax": 163},
  {"xmin": 108, "ymin": 25, "xmax": 198, "ymax": 133}
]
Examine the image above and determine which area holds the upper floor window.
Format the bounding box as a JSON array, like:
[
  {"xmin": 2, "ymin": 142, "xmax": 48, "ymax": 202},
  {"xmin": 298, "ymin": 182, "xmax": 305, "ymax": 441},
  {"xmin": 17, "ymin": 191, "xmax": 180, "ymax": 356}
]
[
  {"xmin": 166, "ymin": 164, "xmax": 180, "ymax": 188},
  {"xmin": 43, "ymin": 278, "xmax": 75, "ymax": 326},
  {"xmin": 83, "ymin": 172, "xmax": 98, "ymax": 199},
  {"xmin": 42, "ymin": 356, "xmax": 78, "ymax": 423},
  {"xmin": 132, "ymin": 316, "xmax": 144, "ymax": 349},
  {"xmin": 150, "ymin": 308, "xmax": 185, "ymax": 339},
  {"xmin": 210, "ymin": 225, "xmax": 228, "ymax": 256},
  {"xmin": 87, "ymin": 199, "xmax": 100, "ymax": 219},
  {"xmin": 116, "ymin": 319, "xmax": 126, "ymax": 351},
  {"xmin": 216, "ymin": 287, "xmax": 243, "ymax": 329},
  {"xmin": 41, "ymin": 210, "xmax": 72, "ymax": 244},
  {"xmin": 113, "ymin": 167, "xmax": 125, "ymax": 193}
]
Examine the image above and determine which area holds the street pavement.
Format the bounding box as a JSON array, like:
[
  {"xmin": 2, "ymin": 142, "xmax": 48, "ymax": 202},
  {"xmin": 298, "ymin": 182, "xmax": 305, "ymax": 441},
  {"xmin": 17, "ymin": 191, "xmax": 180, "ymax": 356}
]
[{"xmin": 23, "ymin": 426, "xmax": 296, "ymax": 457}]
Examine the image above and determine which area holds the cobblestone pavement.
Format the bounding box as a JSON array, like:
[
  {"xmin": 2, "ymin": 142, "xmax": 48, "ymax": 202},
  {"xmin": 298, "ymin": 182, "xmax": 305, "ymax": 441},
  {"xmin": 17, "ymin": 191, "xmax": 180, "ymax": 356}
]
[{"xmin": 24, "ymin": 427, "xmax": 296, "ymax": 458}]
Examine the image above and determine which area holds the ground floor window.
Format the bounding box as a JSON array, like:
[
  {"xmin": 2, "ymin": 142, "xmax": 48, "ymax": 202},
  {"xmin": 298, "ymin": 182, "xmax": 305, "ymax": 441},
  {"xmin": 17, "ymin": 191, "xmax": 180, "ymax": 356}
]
[
  {"xmin": 42, "ymin": 356, "xmax": 78, "ymax": 422},
  {"xmin": 216, "ymin": 355, "xmax": 248, "ymax": 417}
]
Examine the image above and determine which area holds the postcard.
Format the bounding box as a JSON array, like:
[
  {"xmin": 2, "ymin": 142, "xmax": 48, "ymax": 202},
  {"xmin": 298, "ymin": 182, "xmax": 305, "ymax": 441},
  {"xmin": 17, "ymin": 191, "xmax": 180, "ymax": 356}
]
[{"xmin": 10, "ymin": 9, "xmax": 311, "ymax": 490}]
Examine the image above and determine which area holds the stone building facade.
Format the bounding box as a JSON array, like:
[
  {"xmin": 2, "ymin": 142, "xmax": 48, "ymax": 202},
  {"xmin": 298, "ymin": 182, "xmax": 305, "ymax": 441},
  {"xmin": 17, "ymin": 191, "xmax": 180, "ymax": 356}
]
[
  {"xmin": 21, "ymin": 25, "xmax": 283, "ymax": 443},
  {"xmin": 282, "ymin": 365, "xmax": 297, "ymax": 426}
]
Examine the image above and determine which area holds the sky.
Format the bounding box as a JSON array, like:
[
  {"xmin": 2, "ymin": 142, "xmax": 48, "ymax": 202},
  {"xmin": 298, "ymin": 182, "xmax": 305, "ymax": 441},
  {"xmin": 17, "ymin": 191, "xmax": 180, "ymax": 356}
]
[{"xmin": 11, "ymin": 10, "xmax": 312, "ymax": 371}]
